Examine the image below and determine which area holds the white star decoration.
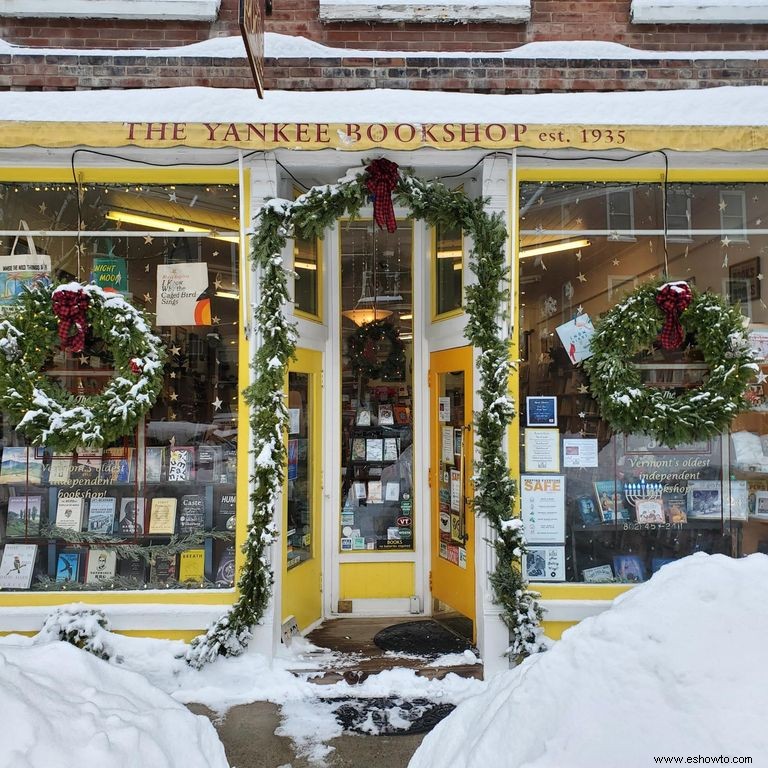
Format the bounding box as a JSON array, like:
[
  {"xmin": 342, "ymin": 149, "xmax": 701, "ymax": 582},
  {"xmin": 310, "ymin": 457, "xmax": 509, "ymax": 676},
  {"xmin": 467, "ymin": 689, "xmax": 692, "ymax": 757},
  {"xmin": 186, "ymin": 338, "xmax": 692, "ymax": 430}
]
[
  {"xmin": 718, "ymin": 200, "xmax": 728, "ymax": 211},
  {"xmin": 144, "ymin": 235, "xmax": 154, "ymax": 245},
  {"xmin": 212, "ymin": 397, "xmax": 223, "ymax": 411},
  {"xmin": 756, "ymin": 371, "xmax": 768, "ymax": 385},
  {"xmin": 78, "ymin": 355, "xmax": 90, "ymax": 366},
  {"xmin": 169, "ymin": 391, "xmax": 179, "ymax": 401},
  {"xmin": 38, "ymin": 202, "xmax": 47, "ymax": 214},
  {"xmin": 211, "ymin": 315, "xmax": 221, "ymax": 325},
  {"xmin": 575, "ymin": 217, "xmax": 583, "ymax": 225},
  {"xmin": 578, "ymin": 384, "xmax": 589, "ymax": 394},
  {"xmin": 578, "ymin": 411, "xmax": 587, "ymax": 419},
  {"xmin": 577, "ymin": 305, "xmax": 584, "ymax": 313},
  {"xmin": 170, "ymin": 345, "xmax": 181, "ymax": 356},
  {"xmin": 577, "ymin": 273, "xmax": 587, "ymax": 283},
  {"xmin": 214, "ymin": 277, "xmax": 223, "ymax": 290},
  {"xmin": 612, "ymin": 258, "xmax": 620, "ymax": 266},
  {"xmin": 144, "ymin": 264, "xmax": 150, "ymax": 273},
  {"xmin": 721, "ymin": 236, "xmax": 732, "ymax": 247},
  {"xmin": 143, "ymin": 293, "xmax": 152, "ymax": 302},
  {"xmin": 575, "ymin": 250, "xmax": 582, "ymax": 261},
  {"xmin": 168, "ymin": 191, "xmax": 178, "ymax": 203}
]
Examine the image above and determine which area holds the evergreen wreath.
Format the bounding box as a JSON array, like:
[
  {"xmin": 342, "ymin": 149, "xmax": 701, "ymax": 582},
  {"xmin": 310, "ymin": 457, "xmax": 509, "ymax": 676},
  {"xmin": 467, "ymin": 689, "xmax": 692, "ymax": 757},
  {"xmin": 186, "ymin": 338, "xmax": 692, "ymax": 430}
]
[
  {"xmin": 347, "ymin": 319, "xmax": 406, "ymax": 381},
  {"xmin": 0, "ymin": 281, "xmax": 165, "ymax": 452},
  {"xmin": 583, "ymin": 281, "xmax": 759, "ymax": 447},
  {"xmin": 187, "ymin": 160, "xmax": 546, "ymax": 668}
]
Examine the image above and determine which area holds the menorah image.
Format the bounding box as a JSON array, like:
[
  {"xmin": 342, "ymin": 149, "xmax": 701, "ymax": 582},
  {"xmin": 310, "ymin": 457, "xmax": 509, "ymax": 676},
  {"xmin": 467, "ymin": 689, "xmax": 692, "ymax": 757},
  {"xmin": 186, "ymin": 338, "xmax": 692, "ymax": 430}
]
[{"xmin": 624, "ymin": 478, "xmax": 666, "ymax": 524}]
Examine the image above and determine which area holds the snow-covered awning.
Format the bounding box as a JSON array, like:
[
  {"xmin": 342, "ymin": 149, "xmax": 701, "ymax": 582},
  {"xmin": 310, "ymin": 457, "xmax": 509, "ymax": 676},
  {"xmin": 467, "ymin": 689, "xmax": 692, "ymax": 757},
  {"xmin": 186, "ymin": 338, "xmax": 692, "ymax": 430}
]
[{"xmin": 1, "ymin": 86, "xmax": 768, "ymax": 152}]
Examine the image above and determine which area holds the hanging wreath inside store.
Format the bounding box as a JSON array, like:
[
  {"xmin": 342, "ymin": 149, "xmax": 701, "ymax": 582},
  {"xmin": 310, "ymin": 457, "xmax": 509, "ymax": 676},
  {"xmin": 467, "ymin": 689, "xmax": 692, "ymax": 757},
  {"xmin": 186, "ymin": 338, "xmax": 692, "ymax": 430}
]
[
  {"xmin": 347, "ymin": 319, "xmax": 406, "ymax": 381},
  {"xmin": 583, "ymin": 280, "xmax": 759, "ymax": 447},
  {"xmin": 0, "ymin": 281, "xmax": 165, "ymax": 452},
  {"xmin": 187, "ymin": 158, "xmax": 546, "ymax": 668}
]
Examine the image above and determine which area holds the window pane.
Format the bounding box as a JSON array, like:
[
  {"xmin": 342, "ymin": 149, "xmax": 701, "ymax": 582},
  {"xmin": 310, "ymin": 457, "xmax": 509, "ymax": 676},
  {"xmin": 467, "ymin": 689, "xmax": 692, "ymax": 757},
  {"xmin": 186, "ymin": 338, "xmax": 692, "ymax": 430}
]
[
  {"xmin": 519, "ymin": 180, "xmax": 768, "ymax": 583},
  {"xmin": 435, "ymin": 220, "xmax": 463, "ymax": 316},
  {"xmin": 287, "ymin": 371, "xmax": 313, "ymax": 567},
  {"xmin": 0, "ymin": 181, "xmax": 240, "ymax": 591},
  {"xmin": 294, "ymin": 236, "xmax": 320, "ymax": 318},
  {"xmin": 340, "ymin": 220, "xmax": 414, "ymax": 552}
]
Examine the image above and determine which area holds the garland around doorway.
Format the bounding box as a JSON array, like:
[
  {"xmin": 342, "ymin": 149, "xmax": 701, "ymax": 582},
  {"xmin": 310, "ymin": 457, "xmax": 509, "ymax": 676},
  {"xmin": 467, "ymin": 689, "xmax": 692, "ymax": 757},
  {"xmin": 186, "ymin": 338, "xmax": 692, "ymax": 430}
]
[{"xmin": 187, "ymin": 161, "xmax": 546, "ymax": 668}]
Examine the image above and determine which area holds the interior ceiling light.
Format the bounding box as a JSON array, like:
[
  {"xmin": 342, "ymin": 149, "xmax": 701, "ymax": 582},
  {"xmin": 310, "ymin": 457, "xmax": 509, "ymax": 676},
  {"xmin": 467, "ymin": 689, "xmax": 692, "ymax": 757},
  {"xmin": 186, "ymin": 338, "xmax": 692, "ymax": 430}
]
[
  {"xmin": 436, "ymin": 249, "xmax": 463, "ymax": 259},
  {"xmin": 294, "ymin": 260, "xmax": 317, "ymax": 271},
  {"xmin": 105, "ymin": 210, "xmax": 239, "ymax": 243},
  {"xmin": 518, "ymin": 238, "xmax": 591, "ymax": 259},
  {"xmin": 214, "ymin": 290, "xmax": 240, "ymax": 300},
  {"xmin": 341, "ymin": 307, "xmax": 393, "ymax": 327}
]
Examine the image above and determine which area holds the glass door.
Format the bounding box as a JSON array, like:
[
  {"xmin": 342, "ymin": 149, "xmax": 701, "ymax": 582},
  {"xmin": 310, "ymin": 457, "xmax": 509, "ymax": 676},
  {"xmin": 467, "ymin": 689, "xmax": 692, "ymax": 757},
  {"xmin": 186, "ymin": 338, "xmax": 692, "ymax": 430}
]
[{"xmin": 430, "ymin": 346, "xmax": 475, "ymax": 640}]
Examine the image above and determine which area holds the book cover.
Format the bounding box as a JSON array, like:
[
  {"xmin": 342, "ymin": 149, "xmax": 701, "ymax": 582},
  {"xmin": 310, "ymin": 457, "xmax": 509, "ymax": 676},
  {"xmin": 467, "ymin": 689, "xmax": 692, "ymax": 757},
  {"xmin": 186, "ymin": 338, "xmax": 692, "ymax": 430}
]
[
  {"xmin": 729, "ymin": 479, "xmax": 749, "ymax": 520},
  {"xmin": 634, "ymin": 499, "xmax": 665, "ymax": 524},
  {"xmin": 613, "ymin": 554, "xmax": 646, "ymax": 583},
  {"xmin": 393, "ymin": 405, "xmax": 410, "ymax": 425},
  {"xmin": 664, "ymin": 493, "xmax": 688, "ymax": 524},
  {"xmin": 378, "ymin": 404, "xmax": 394, "ymax": 425},
  {"xmin": 215, "ymin": 545, "xmax": 235, "ymax": 587},
  {"xmin": 144, "ymin": 447, "xmax": 166, "ymax": 484},
  {"xmin": 47, "ymin": 453, "xmax": 73, "ymax": 484},
  {"xmin": 353, "ymin": 482, "xmax": 367, "ymax": 500},
  {"xmin": 68, "ymin": 451, "xmax": 102, "ymax": 483},
  {"xmin": 118, "ymin": 498, "xmax": 145, "ymax": 535},
  {"xmin": 149, "ymin": 553, "xmax": 176, "ymax": 584},
  {"xmin": 55, "ymin": 550, "xmax": 81, "ymax": 582},
  {"xmin": 148, "ymin": 497, "xmax": 177, "ymax": 534},
  {"xmin": 385, "ymin": 481, "xmax": 400, "ymax": 501},
  {"xmin": 55, "ymin": 497, "xmax": 85, "ymax": 531},
  {"xmin": 0, "ymin": 447, "xmax": 43, "ymax": 485},
  {"xmin": 351, "ymin": 438, "xmax": 367, "ymax": 462},
  {"xmin": 582, "ymin": 564, "xmax": 614, "ymax": 583},
  {"xmin": 221, "ymin": 449, "xmax": 237, "ymax": 484},
  {"xmin": 196, "ymin": 445, "xmax": 221, "ymax": 483},
  {"xmin": 87, "ymin": 497, "xmax": 117, "ymax": 534},
  {"xmin": 593, "ymin": 481, "xmax": 631, "ymax": 523},
  {"xmin": 215, "ymin": 493, "xmax": 236, "ymax": 531},
  {"xmin": 6, "ymin": 495, "xmax": 43, "ymax": 537},
  {"xmin": 686, "ymin": 480, "xmax": 722, "ymax": 519},
  {"xmin": 178, "ymin": 548, "xmax": 205, "ymax": 583},
  {"xmin": 179, "ymin": 494, "xmax": 205, "ymax": 534},
  {"xmin": 383, "ymin": 438, "xmax": 399, "ymax": 462},
  {"xmin": 367, "ymin": 481, "xmax": 383, "ymax": 503},
  {"xmin": 575, "ymin": 495, "xmax": 600, "ymax": 525},
  {"xmin": 0, "ymin": 543, "xmax": 38, "ymax": 588},
  {"xmin": 356, "ymin": 408, "xmax": 371, "ymax": 427},
  {"xmin": 117, "ymin": 556, "xmax": 147, "ymax": 583},
  {"xmin": 100, "ymin": 447, "xmax": 135, "ymax": 484},
  {"xmin": 168, "ymin": 446, "xmax": 195, "ymax": 483},
  {"xmin": 366, "ymin": 439, "xmax": 383, "ymax": 462},
  {"xmin": 85, "ymin": 548, "xmax": 117, "ymax": 585}
]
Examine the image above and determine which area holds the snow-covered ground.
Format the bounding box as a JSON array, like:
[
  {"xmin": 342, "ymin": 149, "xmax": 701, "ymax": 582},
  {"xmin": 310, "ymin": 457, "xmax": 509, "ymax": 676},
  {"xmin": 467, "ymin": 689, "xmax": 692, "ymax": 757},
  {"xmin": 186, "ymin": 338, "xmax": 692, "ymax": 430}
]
[{"xmin": 410, "ymin": 552, "xmax": 768, "ymax": 768}]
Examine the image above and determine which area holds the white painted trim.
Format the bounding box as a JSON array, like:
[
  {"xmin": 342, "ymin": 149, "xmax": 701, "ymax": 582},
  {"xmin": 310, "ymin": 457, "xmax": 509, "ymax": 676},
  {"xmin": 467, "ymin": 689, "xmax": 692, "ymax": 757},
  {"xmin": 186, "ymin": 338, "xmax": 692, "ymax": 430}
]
[
  {"xmin": 319, "ymin": 0, "xmax": 530, "ymax": 23},
  {"xmin": 0, "ymin": 603, "xmax": 231, "ymax": 633},
  {"xmin": 0, "ymin": 0, "xmax": 221, "ymax": 20},
  {"xmin": 350, "ymin": 598, "xmax": 413, "ymax": 614},
  {"xmin": 540, "ymin": 598, "xmax": 614, "ymax": 623},
  {"xmin": 631, "ymin": 0, "xmax": 768, "ymax": 24}
]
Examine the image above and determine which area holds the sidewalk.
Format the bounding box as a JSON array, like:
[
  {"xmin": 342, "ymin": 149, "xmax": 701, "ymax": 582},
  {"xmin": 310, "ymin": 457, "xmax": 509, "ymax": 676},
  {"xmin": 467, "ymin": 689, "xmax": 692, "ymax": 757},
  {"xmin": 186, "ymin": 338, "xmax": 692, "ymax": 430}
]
[{"xmin": 191, "ymin": 702, "xmax": 425, "ymax": 768}]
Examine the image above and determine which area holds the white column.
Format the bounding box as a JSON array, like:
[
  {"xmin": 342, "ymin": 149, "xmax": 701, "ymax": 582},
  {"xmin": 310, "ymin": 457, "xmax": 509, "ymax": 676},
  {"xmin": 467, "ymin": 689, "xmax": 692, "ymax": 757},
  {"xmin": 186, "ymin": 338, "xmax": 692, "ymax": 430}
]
[
  {"xmin": 244, "ymin": 155, "xmax": 283, "ymax": 660},
  {"xmin": 475, "ymin": 155, "xmax": 513, "ymax": 678}
]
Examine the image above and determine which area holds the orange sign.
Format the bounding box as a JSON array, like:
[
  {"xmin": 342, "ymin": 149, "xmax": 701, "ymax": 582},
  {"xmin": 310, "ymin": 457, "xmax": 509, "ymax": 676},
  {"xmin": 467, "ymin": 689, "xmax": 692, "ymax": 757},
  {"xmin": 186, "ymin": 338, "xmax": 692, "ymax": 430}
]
[{"xmin": 239, "ymin": 0, "xmax": 265, "ymax": 98}]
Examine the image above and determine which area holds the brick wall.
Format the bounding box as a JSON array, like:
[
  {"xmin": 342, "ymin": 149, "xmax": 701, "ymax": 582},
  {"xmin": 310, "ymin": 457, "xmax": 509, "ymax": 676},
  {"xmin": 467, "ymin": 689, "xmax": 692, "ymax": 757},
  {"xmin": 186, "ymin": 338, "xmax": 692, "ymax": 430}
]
[
  {"xmin": 1, "ymin": 0, "xmax": 767, "ymax": 53},
  {"xmin": 1, "ymin": 53, "xmax": 766, "ymax": 93}
]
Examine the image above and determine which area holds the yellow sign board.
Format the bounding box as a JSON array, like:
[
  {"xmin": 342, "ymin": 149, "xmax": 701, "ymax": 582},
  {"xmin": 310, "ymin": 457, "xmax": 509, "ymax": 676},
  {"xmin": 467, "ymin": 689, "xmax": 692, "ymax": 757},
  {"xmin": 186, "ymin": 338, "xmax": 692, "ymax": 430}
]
[{"xmin": 0, "ymin": 121, "xmax": 763, "ymax": 152}]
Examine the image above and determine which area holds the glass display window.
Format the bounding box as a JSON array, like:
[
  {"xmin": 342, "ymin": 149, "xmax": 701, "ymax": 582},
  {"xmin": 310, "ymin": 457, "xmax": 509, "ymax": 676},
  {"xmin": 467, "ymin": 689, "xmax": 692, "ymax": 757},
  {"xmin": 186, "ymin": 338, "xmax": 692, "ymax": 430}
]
[
  {"xmin": 339, "ymin": 219, "xmax": 414, "ymax": 552},
  {"xmin": 287, "ymin": 371, "xmax": 313, "ymax": 568},
  {"xmin": 518, "ymin": 179, "xmax": 768, "ymax": 583},
  {"xmin": 293, "ymin": 235, "xmax": 321, "ymax": 320},
  {"xmin": 433, "ymin": 219, "xmax": 463, "ymax": 318},
  {"xmin": 0, "ymin": 180, "xmax": 241, "ymax": 591}
]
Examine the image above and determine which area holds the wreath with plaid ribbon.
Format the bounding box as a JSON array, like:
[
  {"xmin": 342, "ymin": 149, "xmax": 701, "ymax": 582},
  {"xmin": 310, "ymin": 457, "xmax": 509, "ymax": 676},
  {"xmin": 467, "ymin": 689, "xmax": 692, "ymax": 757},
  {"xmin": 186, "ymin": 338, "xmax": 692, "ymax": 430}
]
[
  {"xmin": 347, "ymin": 319, "xmax": 406, "ymax": 381},
  {"xmin": 0, "ymin": 282, "xmax": 166, "ymax": 452},
  {"xmin": 583, "ymin": 281, "xmax": 759, "ymax": 447}
]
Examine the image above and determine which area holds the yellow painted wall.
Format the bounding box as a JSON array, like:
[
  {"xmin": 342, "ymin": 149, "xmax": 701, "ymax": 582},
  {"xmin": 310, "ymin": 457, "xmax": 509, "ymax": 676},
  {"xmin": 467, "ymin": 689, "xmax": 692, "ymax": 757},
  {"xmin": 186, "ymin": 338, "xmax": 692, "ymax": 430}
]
[{"xmin": 339, "ymin": 562, "xmax": 415, "ymax": 599}]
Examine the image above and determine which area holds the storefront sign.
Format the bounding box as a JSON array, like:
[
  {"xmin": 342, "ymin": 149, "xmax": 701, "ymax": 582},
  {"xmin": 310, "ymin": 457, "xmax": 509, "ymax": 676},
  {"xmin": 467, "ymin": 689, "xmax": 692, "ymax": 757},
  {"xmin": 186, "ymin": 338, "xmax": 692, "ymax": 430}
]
[
  {"xmin": 239, "ymin": 0, "xmax": 265, "ymax": 98},
  {"xmin": 0, "ymin": 123, "xmax": 763, "ymax": 152},
  {"xmin": 524, "ymin": 545, "xmax": 565, "ymax": 582},
  {"xmin": 156, "ymin": 262, "xmax": 211, "ymax": 326},
  {"xmin": 521, "ymin": 474, "xmax": 566, "ymax": 544}
]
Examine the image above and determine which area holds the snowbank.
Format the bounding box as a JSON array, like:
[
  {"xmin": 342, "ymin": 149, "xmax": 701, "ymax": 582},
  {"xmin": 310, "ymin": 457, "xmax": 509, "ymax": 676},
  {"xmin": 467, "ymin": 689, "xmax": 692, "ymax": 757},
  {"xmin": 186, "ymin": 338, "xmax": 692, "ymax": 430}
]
[
  {"xmin": 0, "ymin": 642, "xmax": 229, "ymax": 768},
  {"xmin": 409, "ymin": 553, "xmax": 768, "ymax": 768}
]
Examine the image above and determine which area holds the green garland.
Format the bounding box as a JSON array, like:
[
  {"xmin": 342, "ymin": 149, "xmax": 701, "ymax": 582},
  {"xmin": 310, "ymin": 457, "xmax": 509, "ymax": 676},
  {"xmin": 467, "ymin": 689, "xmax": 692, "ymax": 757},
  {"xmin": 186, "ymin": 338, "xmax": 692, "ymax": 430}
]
[
  {"xmin": 583, "ymin": 281, "xmax": 759, "ymax": 447},
  {"xmin": 0, "ymin": 282, "xmax": 165, "ymax": 452},
  {"xmin": 187, "ymin": 162, "xmax": 545, "ymax": 666},
  {"xmin": 347, "ymin": 319, "xmax": 406, "ymax": 381}
]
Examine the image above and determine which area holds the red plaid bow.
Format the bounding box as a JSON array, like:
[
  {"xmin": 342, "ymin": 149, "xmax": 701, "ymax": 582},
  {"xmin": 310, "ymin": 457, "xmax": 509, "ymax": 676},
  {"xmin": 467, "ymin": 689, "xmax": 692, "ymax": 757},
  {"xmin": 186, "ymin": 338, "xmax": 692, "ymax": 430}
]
[
  {"xmin": 52, "ymin": 287, "xmax": 90, "ymax": 354},
  {"xmin": 655, "ymin": 281, "xmax": 692, "ymax": 350},
  {"xmin": 365, "ymin": 158, "xmax": 399, "ymax": 233}
]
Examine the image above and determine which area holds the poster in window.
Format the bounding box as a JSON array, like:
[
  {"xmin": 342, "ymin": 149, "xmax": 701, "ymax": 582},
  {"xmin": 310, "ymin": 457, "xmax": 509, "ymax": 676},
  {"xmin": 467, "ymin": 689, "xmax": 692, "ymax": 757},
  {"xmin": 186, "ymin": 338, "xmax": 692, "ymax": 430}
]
[
  {"xmin": 555, "ymin": 313, "xmax": 595, "ymax": 364},
  {"xmin": 0, "ymin": 254, "xmax": 51, "ymax": 306},
  {"xmin": 520, "ymin": 475, "xmax": 565, "ymax": 544},
  {"xmin": 524, "ymin": 545, "xmax": 565, "ymax": 582},
  {"xmin": 156, "ymin": 262, "xmax": 211, "ymax": 326}
]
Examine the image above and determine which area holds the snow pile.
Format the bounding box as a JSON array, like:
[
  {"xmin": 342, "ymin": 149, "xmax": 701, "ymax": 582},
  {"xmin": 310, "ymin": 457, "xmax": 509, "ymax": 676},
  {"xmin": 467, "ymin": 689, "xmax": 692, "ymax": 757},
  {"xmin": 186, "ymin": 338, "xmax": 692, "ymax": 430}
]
[
  {"xmin": 0, "ymin": 642, "xmax": 229, "ymax": 768},
  {"xmin": 410, "ymin": 553, "xmax": 768, "ymax": 768}
]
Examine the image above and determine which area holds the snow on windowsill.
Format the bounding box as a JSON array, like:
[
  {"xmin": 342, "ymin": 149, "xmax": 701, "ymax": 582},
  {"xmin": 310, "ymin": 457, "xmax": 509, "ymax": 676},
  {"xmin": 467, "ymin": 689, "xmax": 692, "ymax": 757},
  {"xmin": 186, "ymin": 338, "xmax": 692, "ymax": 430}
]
[
  {"xmin": 318, "ymin": 0, "xmax": 530, "ymax": 24},
  {"xmin": 632, "ymin": 0, "xmax": 768, "ymax": 24},
  {"xmin": 0, "ymin": 0, "xmax": 221, "ymax": 21},
  {"xmin": 2, "ymin": 33, "xmax": 768, "ymax": 61}
]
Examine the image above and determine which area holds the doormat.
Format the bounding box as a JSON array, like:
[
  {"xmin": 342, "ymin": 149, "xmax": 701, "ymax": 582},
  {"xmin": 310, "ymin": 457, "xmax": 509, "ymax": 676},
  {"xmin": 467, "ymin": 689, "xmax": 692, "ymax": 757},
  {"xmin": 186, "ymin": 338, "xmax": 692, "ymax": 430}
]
[
  {"xmin": 373, "ymin": 619, "xmax": 472, "ymax": 656},
  {"xmin": 322, "ymin": 696, "xmax": 456, "ymax": 736}
]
